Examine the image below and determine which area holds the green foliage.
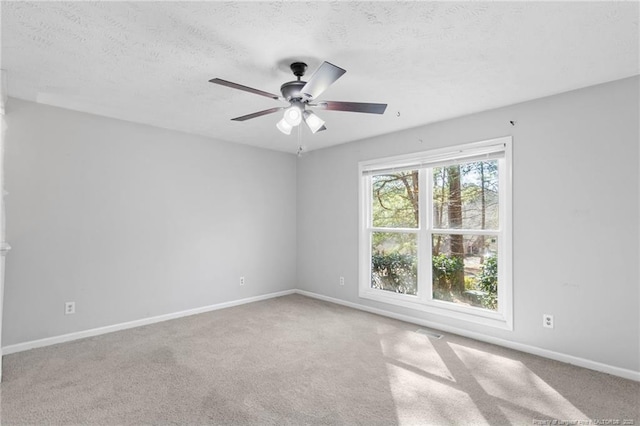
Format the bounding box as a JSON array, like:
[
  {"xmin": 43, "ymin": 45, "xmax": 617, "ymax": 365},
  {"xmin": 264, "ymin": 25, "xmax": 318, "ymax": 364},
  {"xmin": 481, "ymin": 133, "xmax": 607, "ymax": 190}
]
[
  {"xmin": 372, "ymin": 171, "xmax": 419, "ymax": 228},
  {"xmin": 371, "ymin": 252, "xmax": 417, "ymax": 294},
  {"xmin": 464, "ymin": 276, "xmax": 476, "ymax": 291},
  {"xmin": 370, "ymin": 160, "xmax": 501, "ymax": 310},
  {"xmin": 372, "ymin": 251, "xmax": 498, "ymax": 311},
  {"xmin": 432, "ymin": 288, "xmax": 453, "ymax": 302},
  {"xmin": 372, "ymin": 232, "xmax": 415, "ymax": 256},
  {"xmin": 432, "ymin": 254, "xmax": 463, "ymax": 284},
  {"xmin": 432, "ymin": 160, "xmax": 500, "ymax": 230},
  {"xmin": 477, "ymin": 256, "xmax": 498, "ymax": 309}
]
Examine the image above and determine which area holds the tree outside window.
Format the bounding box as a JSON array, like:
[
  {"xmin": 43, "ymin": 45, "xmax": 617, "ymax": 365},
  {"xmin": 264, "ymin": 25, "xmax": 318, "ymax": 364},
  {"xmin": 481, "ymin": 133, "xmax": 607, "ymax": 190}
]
[{"xmin": 369, "ymin": 160, "xmax": 500, "ymax": 311}]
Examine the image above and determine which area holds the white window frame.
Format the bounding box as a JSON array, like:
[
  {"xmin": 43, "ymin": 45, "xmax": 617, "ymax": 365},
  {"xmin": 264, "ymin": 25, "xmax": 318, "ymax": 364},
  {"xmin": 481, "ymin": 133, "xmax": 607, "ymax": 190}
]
[{"xmin": 358, "ymin": 136, "xmax": 513, "ymax": 330}]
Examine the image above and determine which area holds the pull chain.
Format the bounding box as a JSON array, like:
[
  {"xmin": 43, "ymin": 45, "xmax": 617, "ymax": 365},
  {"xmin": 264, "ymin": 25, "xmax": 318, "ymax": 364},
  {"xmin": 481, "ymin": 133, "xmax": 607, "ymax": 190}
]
[{"xmin": 297, "ymin": 120, "xmax": 303, "ymax": 156}]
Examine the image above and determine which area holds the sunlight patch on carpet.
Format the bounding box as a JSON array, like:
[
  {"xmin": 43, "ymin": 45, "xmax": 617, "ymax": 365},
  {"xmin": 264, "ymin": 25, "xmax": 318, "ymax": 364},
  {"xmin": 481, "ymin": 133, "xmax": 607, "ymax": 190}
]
[
  {"xmin": 449, "ymin": 342, "xmax": 588, "ymax": 421},
  {"xmin": 384, "ymin": 362, "xmax": 488, "ymax": 425},
  {"xmin": 379, "ymin": 328, "xmax": 454, "ymax": 382}
]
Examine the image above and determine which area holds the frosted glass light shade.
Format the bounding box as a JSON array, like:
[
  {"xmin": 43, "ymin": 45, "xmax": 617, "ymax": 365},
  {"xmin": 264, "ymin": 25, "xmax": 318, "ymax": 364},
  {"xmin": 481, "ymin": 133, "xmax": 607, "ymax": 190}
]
[
  {"xmin": 303, "ymin": 111, "xmax": 325, "ymax": 134},
  {"xmin": 284, "ymin": 106, "xmax": 302, "ymax": 126},
  {"xmin": 276, "ymin": 118, "xmax": 293, "ymax": 135}
]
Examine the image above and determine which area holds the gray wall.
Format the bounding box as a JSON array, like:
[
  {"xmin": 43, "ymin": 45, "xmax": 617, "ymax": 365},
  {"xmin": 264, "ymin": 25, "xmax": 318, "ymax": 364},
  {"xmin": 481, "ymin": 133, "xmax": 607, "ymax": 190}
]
[
  {"xmin": 3, "ymin": 99, "xmax": 297, "ymax": 345},
  {"xmin": 297, "ymin": 76, "xmax": 640, "ymax": 372},
  {"xmin": 3, "ymin": 77, "xmax": 639, "ymax": 373}
]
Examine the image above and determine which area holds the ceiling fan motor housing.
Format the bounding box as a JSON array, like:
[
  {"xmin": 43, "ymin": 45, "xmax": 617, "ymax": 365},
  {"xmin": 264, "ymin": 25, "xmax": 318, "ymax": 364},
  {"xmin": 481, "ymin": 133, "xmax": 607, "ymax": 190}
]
[
  {"xmin": 280, "ymin": 62, "xmax": 310, "ymax": 102},
  {"xmin": 280, "ymin": 80, "xmax": 306, "ymax": 102}
]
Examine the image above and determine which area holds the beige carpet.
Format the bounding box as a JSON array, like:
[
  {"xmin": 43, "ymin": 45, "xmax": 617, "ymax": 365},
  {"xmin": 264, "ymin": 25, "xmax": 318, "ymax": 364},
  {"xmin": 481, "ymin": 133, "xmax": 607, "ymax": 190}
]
[{"xmin": 1, "ymin": 294, "xmax": 638, "ymax": 425}]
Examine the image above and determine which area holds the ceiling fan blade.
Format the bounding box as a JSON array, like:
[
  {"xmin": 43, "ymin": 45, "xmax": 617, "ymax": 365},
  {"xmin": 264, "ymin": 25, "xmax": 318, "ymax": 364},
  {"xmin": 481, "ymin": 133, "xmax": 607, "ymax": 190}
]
[
  {"xmin": 209, "ymin": 78, "xmax": 284, "ymax": 101},
  {"xmin": 231, "ymin": 107, "xmax": 284, "ymax": 121},
  {"xmin": 299, "ymin": 62, "xmax": 346, "ymax": 101},
  {"xmin": 313, "ymin": 101, "xmax": 387, "ymax": 114}
]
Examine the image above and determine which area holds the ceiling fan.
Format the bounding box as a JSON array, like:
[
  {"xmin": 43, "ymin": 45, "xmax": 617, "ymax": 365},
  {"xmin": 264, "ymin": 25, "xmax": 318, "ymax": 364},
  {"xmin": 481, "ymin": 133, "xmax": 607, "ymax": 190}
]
[{"xmin": 209, "ymin": 61, "xmax": 387, "ymax": 135}]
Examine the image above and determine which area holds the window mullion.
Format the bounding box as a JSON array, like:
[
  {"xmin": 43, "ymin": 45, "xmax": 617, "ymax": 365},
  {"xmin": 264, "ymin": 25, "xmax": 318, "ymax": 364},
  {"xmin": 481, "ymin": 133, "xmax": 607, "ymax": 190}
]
[
  {"xmin": 369, "ymin": 227, "xmax": 420, "ymax": 234},
  {"xmin": 497, "ymin": 156, "xmax": 507, "ymax": 317},
  {"xmin": 431, "ymin": 229, "xmax": 500, "ymax": 236},
  {"xmin": 419, "ymin": 168, "xmax": 432, "ymax": 303},
  {"xmin": 360, "ymin": 175, "xmax": 372, "ymax": 298},
  {"xmin": 359, "ymin": 136, "xmax": 513, "ymax": 331}
]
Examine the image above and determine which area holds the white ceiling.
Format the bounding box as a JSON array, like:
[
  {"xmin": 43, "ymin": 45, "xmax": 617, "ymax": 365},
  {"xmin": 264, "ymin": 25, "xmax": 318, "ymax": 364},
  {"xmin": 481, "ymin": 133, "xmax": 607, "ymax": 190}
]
[{"xmin": 1, "ymin": 2, "xmax": 638, "ymax": 153}]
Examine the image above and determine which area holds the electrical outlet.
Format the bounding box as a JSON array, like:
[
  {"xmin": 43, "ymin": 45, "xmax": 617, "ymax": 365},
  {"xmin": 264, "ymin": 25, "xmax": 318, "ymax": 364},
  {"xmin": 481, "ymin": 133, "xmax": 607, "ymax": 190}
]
[
  {"xmin": 543, "ymin": 314, "xmax": 554, "ymax": 329},
  {"xmin": 239, "ymin": 276, "xmax": 245, "ymax": 286},
  {"xmin": 339, "ymin": 276, "xmax": 345, "ymax": 286},
  {"xmin": 65, "ymin": 301, "xmax": 75, "ymax": 315}
]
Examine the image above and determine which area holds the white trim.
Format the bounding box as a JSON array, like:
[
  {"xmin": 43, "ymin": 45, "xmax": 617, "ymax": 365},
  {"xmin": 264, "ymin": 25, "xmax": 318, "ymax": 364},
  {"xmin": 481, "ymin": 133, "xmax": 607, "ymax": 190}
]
[
  {"xmin": 500, "ymin": 136, "xmax": 514, "ymax": 330},
  {"xmin": 359, "ymin": 287, "xmax": 510, "ymax": 329},
  {"xmin": 360, "ymin": 137, "xmax": 507, "ymax": 175},
  {"xmin": 359, "ymin": 136, "xmax": 513, "ymax": 330},
  {"xmin": 369, "ymin": 227, "xmax": 419, "ymax": 234},
  {"xmin": 431, "ymin": 229, "xmax": 500, "ymax": 236},
  {"xmin": 2, "ymin": 288, "xmax": 637, "ymax": 382},
  {"xmin": 418, "ymin": 169, "xmax": 430, "ymax": 304},
  {"xmin": 295, "ymin": 289, "xmax": 640, "ymax": 382},
  {"xmin": 1, "ymin": 289, "xmax": 295, "ymax": 355}
]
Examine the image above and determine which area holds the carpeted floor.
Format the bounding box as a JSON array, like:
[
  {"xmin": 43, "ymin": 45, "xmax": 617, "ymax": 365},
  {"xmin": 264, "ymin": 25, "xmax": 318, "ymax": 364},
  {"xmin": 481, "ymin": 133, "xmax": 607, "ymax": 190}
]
[{"xmin": 1, "ymin": 294, "xmax": 638, "ymax": 425}]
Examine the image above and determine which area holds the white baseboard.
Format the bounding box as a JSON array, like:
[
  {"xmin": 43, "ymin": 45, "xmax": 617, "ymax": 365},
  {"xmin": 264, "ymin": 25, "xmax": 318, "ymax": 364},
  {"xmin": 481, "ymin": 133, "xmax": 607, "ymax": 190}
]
[
  {"xmin": 295, "ymin": 289, "xmax": 640, "ymax": 382},
  {"xmin": 3, "ymin": 288, "xmax": 638, "ymax": 382},
  {"xmin": 1, "ymin": 289, "xmax": 296, "ymax": 356}
]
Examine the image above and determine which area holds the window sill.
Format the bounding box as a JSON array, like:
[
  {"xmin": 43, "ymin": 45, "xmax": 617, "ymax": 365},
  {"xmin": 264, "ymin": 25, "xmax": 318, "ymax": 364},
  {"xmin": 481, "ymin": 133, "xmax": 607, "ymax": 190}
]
[{"xmin": 359, "ymin": 287, "xmax": 513, "ymax": 331}]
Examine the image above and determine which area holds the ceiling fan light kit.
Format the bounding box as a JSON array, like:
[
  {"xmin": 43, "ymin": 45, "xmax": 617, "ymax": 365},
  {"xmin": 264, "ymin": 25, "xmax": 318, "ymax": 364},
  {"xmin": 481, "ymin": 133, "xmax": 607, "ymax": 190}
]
[
  {"xmin": 209, "ymin": 61, "xmax": 387, "ymax": 137},
  {"xmin": 303, "ymin": 110, "xmax": 325, "ymax": 134},
  {"xmin": 283, "ymin": 104, "xmax": 303, "ymax": 126},
  {"xmin": 276, "ymin": 117, "xmax": 293, "ymax": 135}
]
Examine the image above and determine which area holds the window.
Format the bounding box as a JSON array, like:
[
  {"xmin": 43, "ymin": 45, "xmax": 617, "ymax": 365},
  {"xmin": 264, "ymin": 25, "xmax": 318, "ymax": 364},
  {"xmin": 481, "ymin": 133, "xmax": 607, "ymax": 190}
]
[{"xmin": 359, "ymin": 137, "xmax": 512, "ymax": 329}]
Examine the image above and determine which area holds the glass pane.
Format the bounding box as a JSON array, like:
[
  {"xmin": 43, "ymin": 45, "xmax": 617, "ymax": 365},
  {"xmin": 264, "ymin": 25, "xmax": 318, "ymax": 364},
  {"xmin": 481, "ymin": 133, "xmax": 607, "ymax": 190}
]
[
  {"xmin": 372, "ymin": 171, "xmax": 419, "ymax": 228},
  {"xmin": 431, "ymin": 234, "xmax": 498, "ymax": 310},
  {"xmin": 432, "ymin": 160, "xmax": 499, "ymax": 230},
  {"xmin": 371, "ymin": 232, "xmax": 417, "ymax": 295}
]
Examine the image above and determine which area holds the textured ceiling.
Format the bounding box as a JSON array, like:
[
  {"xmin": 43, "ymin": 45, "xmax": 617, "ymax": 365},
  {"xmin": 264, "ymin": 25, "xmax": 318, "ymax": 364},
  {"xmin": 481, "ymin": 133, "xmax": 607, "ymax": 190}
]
[{"xmin": 1, "ymin": 2, "xmax": 638, "ymax": 153}]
